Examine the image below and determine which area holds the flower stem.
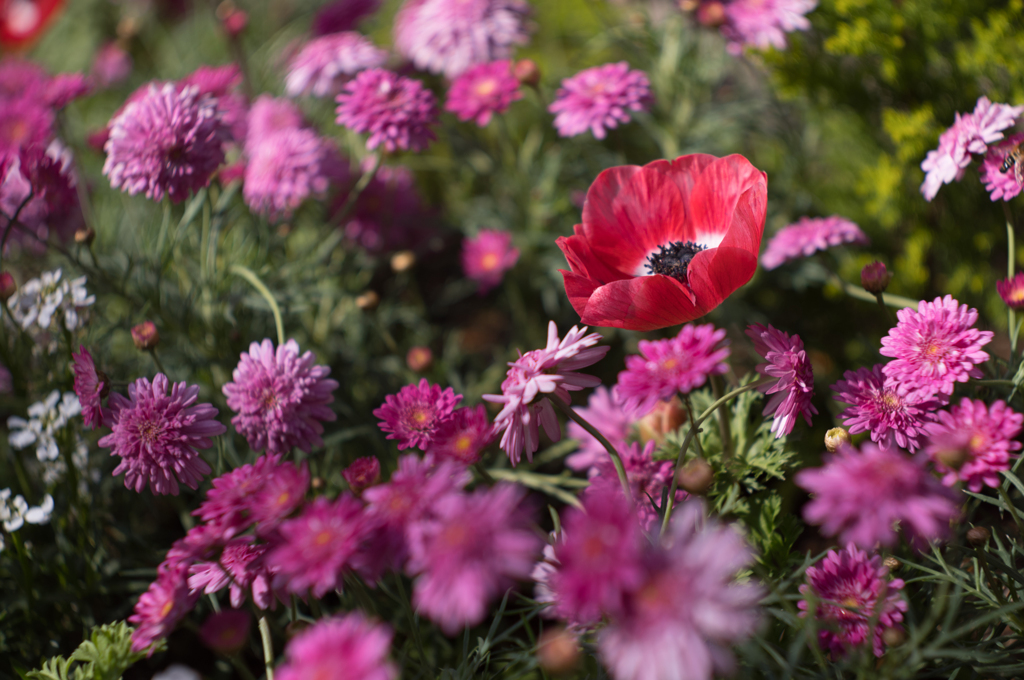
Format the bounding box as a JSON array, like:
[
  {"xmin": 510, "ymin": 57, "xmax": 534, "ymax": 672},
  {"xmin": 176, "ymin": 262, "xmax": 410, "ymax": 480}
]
[
  {"xmin": 828, "ymin": 270, "xmax": 920, "ymax": 311},
  {"xmin": 551, "ymin": 396, "xmax": 632, "ymax": 505},
  {"xmin": 1005, "ymin": 202, "xmax": 1018, "ymax": 358},
  {"xmin": 710, "ymin": 375, "xmax": 733, "ymax": 460},
  {"xmin": 230, "ymin": 264, "xmax": 285, "ymax": 347},
  {"xmin": 259, "ymin": 616, "xmax": 274, "ymax": 680},
  {"xmin": 147, "ymin": 348, "xmax": 167, "ymax": 376},
  {"xmin": 332, "ymin": 153, "xmax": 381, "ymax": 228}
]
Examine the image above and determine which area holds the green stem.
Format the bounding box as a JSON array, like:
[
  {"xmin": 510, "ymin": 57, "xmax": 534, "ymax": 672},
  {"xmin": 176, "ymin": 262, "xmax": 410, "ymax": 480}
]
[
  {"xmin": 551, "ymin": 397, "xmax": 632, "ymax": 504},
  {"xmin": 147, "ymin": 348, "xmax": 167, "ymax": 376},
  {"xmin": 975, "ymin": 379, "xmax": 1016, "ymax": 386},
  {"xmin": 997, "ymin": 485, "xmax": 1024, "ymax": 537},
  {"xmin": 1005, "ymin": 202, "xmax": 1018, "ymax": 357},
  {"xmin": 710, "ymin": 375, "xmax": 733, "ymax": 461},
  {"xmin": 332, "ymin": 154, "xmax": 381, "ymax": 227},
  {"xmin": 259, "ymin": 616, "xmax": 274, "ymax": 680},
  {"xmin": 829, "ymin": 270, "xmax": 919, "ymax": 311},
  {"xmin": 874, "ymin": 292, "xmax": 895, "ymax": 325},
  {"xmin": 230, "ymin": 264, "xmax": 285, "ymax": 347}
]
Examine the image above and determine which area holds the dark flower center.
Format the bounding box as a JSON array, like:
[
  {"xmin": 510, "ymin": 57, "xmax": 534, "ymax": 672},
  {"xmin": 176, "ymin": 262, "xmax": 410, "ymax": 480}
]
[{"xmin": 645, "ymin": 241, "xmax": 706, "ymax": 282}]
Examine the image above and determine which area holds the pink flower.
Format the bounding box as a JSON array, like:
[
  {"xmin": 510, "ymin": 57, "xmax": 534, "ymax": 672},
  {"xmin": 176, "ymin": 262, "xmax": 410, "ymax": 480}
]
[
  {"xmin": 343, "ymin": 456, "xmax": 382, "ymax": 494},
  {"xmin": 243, "ymin": 127, "xmax": 340, "ymax": 219},
  {"xmin": 980, "ymin": 132, "xmax": 1024, "ymax": 201},
  {"xmin": 880, "ymin": 296, "xmax": 993, "ymax": 397},
  {"xmin": 461, "ymin": 229, "xmax": 519, "ymax": 293},
  {"xmin": 962, "ymin": 96, "xmax": 1024, "ymax": 153},
  {"xmin": 312, "ymin": 0, "xmax": 382, "ymax": 35},
  {"xmin": 760, "ymin": 215, "xmax": 868, "ymax": 270},
  {"xmin": 584, "ymin": 440, "xmax": 680, "ymax": 532},
  {"xmin": 746, "ymin": 323, "xmax": 817, "ymax": 438},
  {"xmin": 336, "ymin": 162, "xmax": 428, "ymax": 253},
  {"xmin": 275, "ymin": 613, "xmax": 398, "ymax": 680},
  {"xmin": 373, "ymin": 378, "xmax": 462, "ymax": 450},
  {"xmin": 445, "ymin": 60, "xmax": 522, "ymax": 126},
  {"xmin": 71, "ymin": 346, "xmax": 108, "ymax": 429},
  {"xmin": 178, "ymin": 64, "xmax": 248, "ymax": 144},
  {"xmin": 393, "ymin": 0, "xmax": 531, "ymax": 78},
  {"xmin": 199, "ymin": 609, "xmax": 251, "ymax": 655},
  {"xmin": 0, "ymin": 95, "xmax": 53, "ymax": 154},
  {"xmin": 335, "ymin": 68, "xmax": 438, "ymax": 153},
  {"xmin": 91, "ymin": 42, "xmax": 132, "ymax": 89},
  {"xmin": 426, "ymin": 404, "xmax": 494, "ymax": 464},
  {"xmin": 244, "ymin": 95, "xmax": 304, "ymax": 155},
  {"xmin": 484, "ymin": 321, "xmax": 609, "ymax": 466},
  {"xmin": 188, "ymin": 538, "xmax": 278, "ymax": 609},
  {"xmin": 130, "ymin": 562, "xmax": 199, "ymax": 654},
  {"xmin": 192, "ymin": 453, "xmax": 281, "ymax": 534},
  {"xmin": 223, "ymin": 339, "xmax": 338, "ymax": 455},
  {"xmin": 998, "ymin": 272, "xmax": 1024, "ymax": 310},
  {"xmin": 248, "ymin": 459, "xmax": 310, "ymax": 532},
  {"xmin": 407, "ymin": 483, "xmax": 540, "ymax": 633},
  {"xmin": 798, "ymin": 544, "xmax": 907, "ymax": 657},
  {"xmin": 566, "ymin": 386, "xmax": 642, "ymax": 473},
  {"xmin": 549, "ymin": 62, "xmax": 653, "ymax": 140},
  {"xmin": 99, "ymin": 374, "xmax": 226, "ymax": 495},
  {"xmin": 285, "ymin": 32, "xmax": 388, "ymax": 98},
  {"xmin": 925, "ymin": 398, "xmax": 1023, "ymax": 492},
  {"xmin": 614, "ymin": 323, "xmax": 730, "ymax": 416},
  {"xmin": 796, "ymin": 442, "xmax": 960, "ymax": 548},
  {"xmin": 720, "ymin": 0, "xmax": 816, "ymax": 55}
]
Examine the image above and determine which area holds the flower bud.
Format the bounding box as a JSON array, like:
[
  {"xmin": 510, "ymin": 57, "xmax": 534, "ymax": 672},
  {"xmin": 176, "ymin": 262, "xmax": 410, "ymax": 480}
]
[
  {"xmin": 860, "ymin": 261, "xmax": 891, "ymax": 295},
  {"xmin": 536, "ymin": 627, "xmax": 579, "ymax": 676},
  {"xmin": 131, "ymin": 321, "xmax": 159, "ymax": 350},
  {"xmin": 881, "ymin": 627, "xmax": 906, "ymax": 648},
  {"xmin": 637, "ymin": 397, "xmax": 687, "ymax": 445},
  {"xmin": 0, "ymin": 272, "xmax": 16, "ymax": 301},
  {"xmin": 676, "ymin": 458, "xmax": 714, "ymax": 495},
  {"xmin": 406, "ymin": 346, "xmax": 433, "ymax": 372},
  {"xmin": 74, "ymin": 227, "xmax": 96, "ymax": 245},
  {"xmin": 355, "ymin": 290, "xmax": 380, "ymax": 310},
  {"xmin": 997, "ymin": 272, "xmax": 1024, "ymax": 310},
  {"xmin": 883, "ymin": 556, "xmax": 900, "ymax": 571},
  {"xmin": 513, "ymin": 59, "xmax": 540, "ymax": 87},
  {"xmin": 216, "ymin": 1, "xmax": 248, "ymax": 37},
  {"xmin": 696, "ymin": 1, "xmax": 726, "ymax": 27},
  {"xmin": 200, "ymin": 609, "xmax": 251, "ymax": 655},
  {"xmin": 824, "ymin": 427, "xmax": 851, "ymax": 452},
  {"xmin": 678, "ymin": 0, "xmax": 699, "ymax": 10},
  {"xmin": 966, "ymin": 526, "xmax": 990, "ymax": 546},
  {"xmin": 391, "ymin": 250, "xmax": 416, "ymax": 272},
  {"xmin": 342, "ymin": 456, "xmax": 381, "ymax": 495}
]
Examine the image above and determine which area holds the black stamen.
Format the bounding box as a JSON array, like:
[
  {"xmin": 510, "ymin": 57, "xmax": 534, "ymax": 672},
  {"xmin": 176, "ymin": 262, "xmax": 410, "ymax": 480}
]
[{"xmin": 645, "ymin": 241, "xmax": 707, "ymax": 282}]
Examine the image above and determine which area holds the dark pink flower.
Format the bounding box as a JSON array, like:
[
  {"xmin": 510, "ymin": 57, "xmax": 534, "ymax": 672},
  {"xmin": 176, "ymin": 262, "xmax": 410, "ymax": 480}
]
[
  {"xmin": 199, "ymin": 609, "xmax": 251, "ymax": 655},
  {"xmin": 461, "ymin": 229, "xmax": 519, "ymax": 293},
  {"xmin": 188, "ymin": 538, "xmax": 277, "ymax": 609},
  {"xmin": 445, "ymin": 60, "xmax": 521, "ymax": 126},
  {"xmin": 373, "ymin": 378, "xmax": 462, "ymax": 450},
  {"xmin": 719, "ymin": 0, "xmax": 815, "ymax": 55},
  {"xmin": 584, "ymin": 440, "xmax": 680, "ymax": 532},
  {"xmin": 343, "ymin": 456, "xmax": 382, "ymax": 494},
  {"xmin": 243, "ymin": 127, "xmax": 339, "ymax": 219},
  {"xmin": 549, "ymin": 62, "xmax": 653, "ymax": 140},
  {"xmin": 998, "ymin": 272, "xmax": 1024, "ymax": 310},
  {"xmin": 925, "ymin": 398, "xmax": 1023, "ymax": 492},
  {"xmin": 249, "ymin": 460, "xmax": 309, "ymax": 531},
  {"xmin": 71, "ymin": 346, "xmax": 108, "ymax": 429},
  {"xmin": 244, "ymin": 95, "xmax": 304, "ymax": 155},
  {"xmin": 129, "ymin": 562, "xmax": 199, "ymax": 654},
  {"xmin": 832, "ymin": 364, "xmax": 941, "ymax": 452},
  {"xmin": 193, "ymin": 453, "xmax": 281, "ymax": 533},
  {"xmin": 178, "ymin": 64, "xmax": 248, "ymax": 144},
  {"xmin": 285, "ymin": 31, "xmax": 388, "ymax": 98},
  {"xmin": 746, "ymin": 323, "xmax": 817, "ymax": 438},
  {"xmin": 0, "ymin": 96, "xmax": 53, "ymax": 154},
  {"xmin": 275, "ymin": 613, "xmax": 398, "ymax": 680},
  {"xmin": 335, "ymin": 68, "xmax": 438, "ymax": 153},
  {"xmin": 760, "ymin": 215, "xmax": 868, "ymax": 270},
  {"xmin": 980, "ymin": 132, "xmax": 1024, "ymax": 201},
  {"xmin": 426, "ymin": 405, "xmax": 494, "ymax": 465},
  {"xmin": 312, "ymin": 0, "xmax": 382, "ymax": 35},
  {"xmin": 336, "ymin": 162, "xmax": 428, "ymax": 253},
  {"xmin": 565, "ymin": 386, "xmax": 642, "ymax": 472}
]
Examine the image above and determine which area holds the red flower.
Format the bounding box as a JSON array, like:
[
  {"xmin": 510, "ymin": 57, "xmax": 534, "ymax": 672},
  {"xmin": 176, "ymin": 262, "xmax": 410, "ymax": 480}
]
[
  {"xmin": 0, "ymin": 0, "xmax": 65, "ymax": 50},
  {"xmin": 556, "ymin": 154, "xmax": 767, "ymax": 331}
]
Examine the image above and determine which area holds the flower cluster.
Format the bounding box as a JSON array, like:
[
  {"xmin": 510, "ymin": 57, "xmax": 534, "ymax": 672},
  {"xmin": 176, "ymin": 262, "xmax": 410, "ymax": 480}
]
[
  {"xmin": 0, "ymin": 489, "xmax": 53, "ymax": 553},
  {"xmin": 8, "ymin": 389, "xmax": 81, "ymax": 461},
  {"xmin": 7, "ymin": 269, "xmax": 94, "ymax": 343}
]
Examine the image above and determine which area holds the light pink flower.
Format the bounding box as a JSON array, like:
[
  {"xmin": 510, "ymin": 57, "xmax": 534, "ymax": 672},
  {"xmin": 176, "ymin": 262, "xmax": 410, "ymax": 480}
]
[
  {"xmin": 244, "ymin": 95, "xmax": 304, "ymax": 155},
  {"xmin": 91, "ymin": 42, "xmax": 132, "ymax": 89},
  {"xmin": 285, "ymin": 31, "xmax": 388, "ymax": 98},
  {"xmin": 373, "ymin": 379, "xmax": 462, "ymax": 450},
  {"xmin": 243, "ymin": 127, "xmax": 340, "ymax": 219},
  {"xmin": 980, "ymin": 132, "xmax": 1024, "ymax": 201},
  {"xmin": 445, "ymin": 60, "xmax": 522, "ymax": 126},
  {"xmin": 760, "ymin": 215, "xmax": 868, "ymax": 270},
  {"xmin": 925, "ymin": 398, "xmax": 1023, "ymax": 492},
  {"xmin": 275, "ymin": 613, "xmax": 398, "ymax": 680},
  {"xmin": 130, "ymin": 562, "xmax": 199, "ymax": 654},
  {"xmin": 335, "ymin": 68, "xmax": 438, "ymax": 153},
  {"xmin": 549, "ymin": 62, "xmax": 653, "ymax": 140},
  {"xmin": 461, "ymin": 229, "xmax": 519, "ymax": 293},
  {"xmin": 746, "ymin": 323, "xmax": 817, "ymax": 438},
  {"xmin": 720, "ymin": 0, "xmax": 816, "ymax": 55}
]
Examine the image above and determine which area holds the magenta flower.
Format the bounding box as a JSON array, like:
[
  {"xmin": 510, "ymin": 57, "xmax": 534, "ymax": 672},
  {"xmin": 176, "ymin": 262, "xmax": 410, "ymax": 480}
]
[
  {"xmin": 244, "ymin": 95, "xmax": 305, "ymax": 155},
  {"xmin": 798, "ymin": 544, "xmax": 907, "ymax": 657},
  {"xmin": 925, "ymin": 398, "xmax": 1023, "ymax": 492},
  {"xmin": 393, "ymin": 0, "xmax": 531, "ymax": 78},
  {"xmin": 222, "ymin": 339, "xmax": 338, "ymax": 456},
  {"xmin": 178, "ymin": 64, "xmax": 248, "ymax": 145},
  {"xmin": 373, "ymin": 378, "xmax": 462, "ymax": 450},
  {"xmin": 0, "ymin": 96, "xmax": 53, "ymax": 154},
  {"xmin": 720, "ymin": 0, "xmax": 815, "ymax": 55},
  {"xmin": 998, "ymin": 272, "xmax": 1024, "ymax": 310},
  {"xmin": 832, "ymin": 364, "xmax": 941, "ymax": 452},
  {"xmin": 615, "ymin": 323, "xmax": 730, "ymax": 416},
  {"xmin": 313, "ymin": 0, "xmax": 383, "ymax": 35},
  {"xmin": 746, "ymin": 323, "xmax": 817, "ymax": 438},
  {"xmin": 199, "ymin": 609, "xmax": 251, "ymax": 655},
  {"xmin": 130, "ymin": 562, "xmax": 199, "ymax": 654},
  {"xmin": 549, "ymin": 62, "xmax": 653, "ymax": 140},
  {"xmin": 880, "ymin": 296, "xmax": 993, "ymax": 397},
  {"xmin": 103, "ymin": 83, "xmax": 227, "ymax": 202},
  {"xmin": 407, "ymin": 483, "xmax": 540, "ymax": 633},
  {"xmin": 760, "ymin": 216, "xmax": 868, "ymax": 270},
  {"xmin": 276, "ymin": 613, "xmax": 398, "ymax": 680},
  {"xmin": 484, "ymin": 321, "xmax": 609, "ymax": 466},
  {"xmin": 188, "ymin": 538, "xmax": 277, "ymax": 609},
  {"xmin": 584, "ymin": 440, "xmax": 679, "ymax": 532},
  {"xmin": 193, "ymin": 453, "xmax": 281, "ymax": 534},
  {"xmin": 343, "ymin": 456, "xmax": 382, "ymax": 494},
  {"xmin": 445, "ymin": 60, "xmax": 522, "ymax": 126},
  {"xmin": 244, "ymin": 127, "xmax": 339, "ymax": 219},
  {"xmin": 248, "ymin": 459, "xmax": 310, "ymax": 531},
  {"xmin": 461, "ymin": 229, "xmax": 519, "ymax": 293},
  {"xmin": 286, "ymin": 32, "xmax": 388, "ymax": 98},
  {"xmin": 566, "ymin": 386, "xmax": 642, "ymax": 473},
  {"xmin": 337, "ymin": 162, "xmax": 427, "ymax": 252},
  {"xmin": 100, "ymin": 374, "xmax": 226, "ymax": 495},
  {"xmin": 335, "ymin": 68, "xmax": 438, "ymax": 153},
  {"xmin": 91, "ymin": 43, "xmax": 132, "ymax": 89},
  {"xmin": 72, "ymin": 346, "xmax": 108, "ymax": 429},
  {"xmin": 426, "ymin": 405, "xmax": 494, "ymax": 464},
  {"xmin": 796, "ymin": 442, "xmax": 960, "ymax": 548},
  {"xmin": 980, "ymin": 132, "xmax": 1024, "ymax": 201}
]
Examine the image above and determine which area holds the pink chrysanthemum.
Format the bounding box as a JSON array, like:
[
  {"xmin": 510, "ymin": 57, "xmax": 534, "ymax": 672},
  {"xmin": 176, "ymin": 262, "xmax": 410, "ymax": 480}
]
[
  {"xmin": 445, "ymin": 60, "xmax": 522, "ymax": 126},
  {"xmin": 746, "ymin": 324, "xmax": 817, "ymax": 438},
  {"xmin": 880, "ymin": 296, "xmax": 993, "ymax": 397},
  {"xmin": 248, "ymin": 459, "xmax": 310, "ymax": 532},
  {"xmin": 566, "ymin": 386, "xmax": 642, "ymax": 473},
  {"xmin": 719, "ymin": 0, "xmax": 816, "ymax": 55},
  {"xmin": 426, "ymin": 405, "xmax": 494, "ymax": 465},
  {"xmin": 406, "ymin": 483, "xmax": 540, "ymax": 633},
  {"xmin": 265, "ymin": 494, "xmax": 370, "ymax": 597},
  {"xmin": 615, "ymin": 323, "xmax": 730, "ymax": 416},
  {"xmin": 796, "ymin": 442, "xmax": 960, "ymax": 548},
  {"xmin": 484, "ymin": 321, "xmax": 609, "ymax": 466},
  {"xmin": 980, "ymin": 132, "xmax": 1024, "ymax": 202},
  {"xmin": 798, "ymin": 544, "xmax": 907, "ymax": 657},
  {"xmin": 461, "ymin": 229, "xmax": 519, "ymax": 293},
  {"xmin": 243, "ymin": 127, "xmax": 339, "ymax": 219},
  {"xmin": 244, "ymin": 96, "xmax": 305, "ymax": 155},
  {"xmin": 393, "ymin": 0, "xmax": 531, "ymax": 78},
  {"xmin": 335, "ymin": 68, "xmax": 438, "ymax": 153},
  {"xmin": 103, "ymin": 83, "xmax": 227, "ymax": 202},
  {"xmin": 549, "ymin": 62, "xmax": 653, "ymax": 140},
  {"xmin": 188, "ymin": 538, "xmax": 277, "ymax": 609},
  {"xmin": 99, "ymin": 374, "xmax": 226, "ymax": 495},
  {"xmin": 373, "ymin": 379, "xmax": 462, "ymax": 450},
  {"xmin": 275, "ymin": 613, "xmax": 398, "ymax": 680},
  {"xmin": 585, "ymin": 440, "xmax": 680, "ymax": 532},
  {"xmin": 130, "ymin": 562, "xmax": 199, "ymax": 654},
  {"xmin": 192, "ymin": 453, "xmax": 281, "ymax": 534},
  {"xmin": 0, "ymin": 96, "xmax": 53, "ymax": 154},
  {"xmin": 998, "ymin": 272, "xmax": 1024, "ymax": 310},
  {"xmin": 285, "ymin": 31, "xmax": 388, "ymax": 98},
  {"xmin": 925, "ymin": 398, "xmax": 1023, "ymax": 492},
  {"xmin": 831, "ymin": 364, "xmax": 941, "ymax": 453},
  {"xmin": 343, "ymin": 456, "xmax": 382, "ymax": 494},
  {"xmin": 222, "ymin": 339, "xmax": 338, "ymax": 456},
  {"xmin": 760, "ymin": 215, "xmax": 868, "ymax": 270},
  {"xmin": 179, "ymin": 64, "xmax": 248, "ymax": 145},
  {"xmin": 72, "ymin": 346, "xmax": 108, "ymax": 429}
]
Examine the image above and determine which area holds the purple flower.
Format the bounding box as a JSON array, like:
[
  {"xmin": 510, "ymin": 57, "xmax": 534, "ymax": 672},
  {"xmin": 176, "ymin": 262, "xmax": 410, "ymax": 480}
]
[
  {"xmin": 312, "ymin": 0, "xmax": 383, "ymax": 35},
  {"xmin": 0, "ymin": 95, "xmax": 53, "ymax": 155},
  {"xmin": 72, "ymin": 346, "xmax": 108, "ymax": 429},
  {"xmin": 393, "ymin": 0, "xmax": 532, "ymax": 78},
  {"xmin": 275, "ymin": 613, "xmax": 398, "ymax": 680},
  {"xmin": 130, "ymin": 562, "xmax": 199, "ymax": 654},
  {"xmin": 103, "ymin": 83, "xmax": 227, "ymax": 202},
  {"xmin": 199, "ymin": 609, "xmax": 251, "ymax": 655},
  {"xmin": 720, "ymin": 0, "xmax": 816, "ymax": 55},
  {"xmin": 426, "ymin": 404, "xmax": 494, "ymax": 465},
  {"xmin": 998, "ymin": 272, "xmax": 1024, "ymax": 310},
  {"xmin": 285, "ymin": 32, "xmax": 388, "ymax": 98},
  {"xmin": 615, "ymin": 323, "xmax": 730, "ymax": 416},
  {"xmin": 192, "ymin": 453, "xmax": 281, "ymax": 534},
  {"xmin": 798, "ymin": 544, "xmax": 907, "ymax": 657},
  {"xmin": 99, "ymin": 374, "xmax": 226, "ymax": 495},
  {"xmin": 461, "ymin": 229, "xmax": 519, "ymax": 293},
  {"xmin": 566, "ymin": 386, "xmax": 641, "ymax": 472},
  {"xmin": 484, "ymin": 321, "xmax": 609, "ymax": 466},
  {"xmin": 925, "ymin": 398, "xmax": 1023, "ymax": 492},
  {"xmin": 760, "ymin": 215, "xmax": 868, "ymax": 270},
  {"xmin": 244, "ymin": 127, "xmax": 339, "ymax": 219},
  {"xmin": 445, "ymin": 60, "xmax": 522, "ymax": 126},
  {"xmin": 880, "ymin": 296, "xmax": 993, "ymax": 397},
  {"xmin": 373, "ymin": 378, "xmax": 462, "ymax": 450},
  {"xmin": 549, "ymin": 62, "xmax": 653, "ymax": 140},
  {"xmin": 746, "ymin": 323, "xmax": 817, "ymax": 438},
  {"xmin": 980, "ymin": 132, "xmax": 1024, "ymax": 201},
  {"xmin": 222, "ymin": 339, "xmax": 338, "ymax": 456},
  {"xmin": 796, "ymin": 442, "xmax": 960, "ymax": 548},
  {"xmin": 178, "ymin": 64, "xmax": 248, "ymax": 144},
  {"xmin": 188, "ymin": 538, "xmax": 278, "ymax": 609},
  {"xmin": 335, "ymin": 68, "xmax": 438, "ymax": 153}
]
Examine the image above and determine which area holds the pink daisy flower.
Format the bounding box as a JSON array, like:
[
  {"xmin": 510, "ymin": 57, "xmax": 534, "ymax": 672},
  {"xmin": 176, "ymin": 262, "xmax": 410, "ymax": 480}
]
[
  {"xmin": 373, "ymin": 378, "xmax": 462, "ymax": 450},
  {"xmin": 244, "ymin": 95, "xmax": 305, "ymax": 155},
  {"xmin": 91, "ymin": 42, "xmax": 132, "ymax": 89},
  {"xmin": 760, "ymin": 215, "xmax": 868, "ymax": 270},
  {"xmin": 566, "ymin": 386, "xmax": 642, "ymax": 473},
  {"xmin": 248, "ymin": 459, "xmax": 310, "ymax": 532},
  {"xmin": 461, "ymin": 229, "xmax": 519, "ymax": 293},
  {"xmin": 831, "ymin": 364, "xmax": 941, "ymax": 452},
  {"xmin": 285, "ymin": 31, "xmax": 388, "ymax": 98},
  {"xmin": 335, "ymin": 68, "xmax": 438, "ymax": 153},
  {"xmin": 719, "ymin": 0, "xmax": 816, "ymax": 55},
  {"xmin": 796, "ymin": 442, "xmax": 960, "ymax": 548},
  {"xmin": 980, "ymin": 132, "xmax": 1024, "ymax": 201},
  {"xmin": 483, "ymin": 321, "xmax": 609, "ymax": 466},
  {"xmin": 103, "ymin": 83, "xmax": 227, "ymax": 202},
  {"xmin": 614, "ymin": 323, "xmax": 730, "ymax": 416},
  {"xmin": 222, "ymin": 339, "xmax": 338, "ymax": 456},
  {"xmin": 406, "ymin": 483, "xmax": 540, "ymax": 633},
  {"xmin": 192, "ymin": 453, "xmax": 281, "ymax": 534},
  {"xmin": 746, "ymin": 323, "xmax": 817, "ymax": 438},
  {"xmin": 879, "ymin": 295, "xmax": 993, "ymax": 397},
  {"xmin": 584, "ymin": 440, "xmax": 680, "ymax": 532},
  {"xmin": 445, "ymin": 60, "xmax": 522, "ymax": 126},
  {"xmin": 343, "ymin": 456, "xmax": 382, "ymax": 494},
  {"xmin": 798, "ymin": 544, "xmax": 907, "ymax": 657},
  {"xmin": 275, "ymin": 613, "xmax": 398, "ymax": 680},
  {"xmin": 243, "ymin": 127, "xmax": 340, "ymax": 219},
  {"xmin": 71, "ymin": 346, "xmax": 108, "ymax": 429},
  {"xmin": 178, "ymin": 64, "xmax": 248, "ymax": 145},
  {"xmin": 426, "ymin": 404, "xmax": 494, "ymax": 465},
  {"xmin": 188, "ymin": 538, "xmax": 277, "ymax": 609},
  {"xmin": 998, "ymin": 272, "xmax": 1024, "ymax": 310},
  {"xmin": 393, "ymin": 0, "xmax": 531, "ymax": 78},
  {"xmin": 130, "ymin": 562, "xmax": 199, "ymax": 654},
  {"xmin": 100, "ymin": 374, "xmax": 226, "ymax": 495},
  {"xmin": 925, "ymin": 398, "xmax": 1023, "ymax": 492},
  {"xmin": 962, "ymin": 96, "xmax": 1024, "ymax": 153},
  {"xmin": 549, "ymin": 62, "xmax": 653, "ymax": 140}
]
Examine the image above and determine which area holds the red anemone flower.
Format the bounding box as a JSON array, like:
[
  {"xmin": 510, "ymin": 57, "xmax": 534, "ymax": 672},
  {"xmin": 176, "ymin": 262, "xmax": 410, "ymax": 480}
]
[
  {"xmin": 0, "ymin": 0, "xmax": 64, "ymax": 50},
  {"xmin": 556, "ymin": 154, "xmax": 767, "ymax": 331}
]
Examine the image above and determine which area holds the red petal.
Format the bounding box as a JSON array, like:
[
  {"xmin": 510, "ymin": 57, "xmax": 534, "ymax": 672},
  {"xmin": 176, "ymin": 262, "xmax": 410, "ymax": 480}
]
[
  {"xmin": 688, "ymin": 155, "xmax": 766, "ymax": 246},
  {"xmin": 560, "ymin": 269, "xmax": 600, "ymax": 320},
  {"xmin": 556, "ymin": 228, "xmax": 628, "ymax": 285},
  {"xmin": 578, "ymin": 275, "xmax": 703, "ymax": 331},
  {"xmin": 717, "ymin": 181, "xmax": 767, "ymax": 255},
  {"xmin": 666, "ymin": 154, "xmax": 718, "ymax": 206},
  {"xmin": 688, "ymin": 247, "xmax": 758, "ymax": 310},
  {"xmin": 0, "ymin": 0, "xmax": 64, "ymax": 48}
]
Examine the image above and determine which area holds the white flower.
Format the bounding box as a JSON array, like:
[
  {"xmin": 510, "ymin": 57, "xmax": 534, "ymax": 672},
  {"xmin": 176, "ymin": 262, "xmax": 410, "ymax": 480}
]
[
  {"xmin": 6, "ymin": 269, "xmax": 95, "ymax": 344},
  {"xmin": 8, "ymin": 390, "xmax": 81, "ymax": 462},
  {"xmin": 24, "ymin": 495, "xmax": 53, "ymax": 524},
  {"xmin": 1, "ymin": 490, "xmax": 27, "ymax": 532}
]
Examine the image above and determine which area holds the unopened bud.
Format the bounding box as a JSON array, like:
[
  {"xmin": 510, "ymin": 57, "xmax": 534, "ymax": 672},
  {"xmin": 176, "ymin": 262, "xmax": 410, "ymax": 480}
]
[
  {"xmin": 406, "ymin": 346, "xmax": 433, "ymax": 372},
  {"xmin": 74, "ymin": 227, "xmax": 95, "ymax": 245},
  {"xmin": 966, "ymin": 526, "xmax": 991, "ymax": 546},
  {"xmin": 216, "ymin": 1, "xmax": 248, "ymax": 37},
  {"xmin": 824, "ymin": 427, "xmax": 851, "ymax": 452},
  {"xmin": 678, "ymin": 0, "xmax": 699, "ymax": 10},
  {"xmin": 391, "ymin": 250, "xmax": 416, "ymax": 272},
  {"xmin": 311, "ymin": 476, "xmax": 324, "ymax": 490},
  {"xmin": 881, "ymin": 627, "xmax": 906, "ymax": 648},
  {"xmin": 513, "ymin": 59, "xmax": 540, "ymax": 87},
  {"xmin": 676, "ymin": 458, "xmax": 714, "ymax": 495},
  {"xmin": 638, "ymin": 397, "xmax": 687, "ymax": 445},
  {"xmin": 342, "ymin": 457, "xmax": 381, "ymax": 495},
  {"xmin": 883, "ymin": 556, "xmax": 901, "ymax": 571},
  {"xmin": 131, "ymin": 321, "xmax": 159, "ymax": 350},
  {"xmin": 536, "ymin": 628, "xmax": 579, "ymax": 676},
  {"xmin": 696, "ymin": 1, "xmax": 726, "ymax": 27},
  {"xmin": 116, "ymin": 16, "xmax": 140, "ymax": 40},
  {"xmin": 0, "ymin": 272, "xmax": 16, "ymax": 301},
  {"xmin": 355, "ymin": 290, "xmax": 380, "ymax": 310},
  {"xmin": 861, "ymin": 261, "xmax": 892, "ymax": 295}
]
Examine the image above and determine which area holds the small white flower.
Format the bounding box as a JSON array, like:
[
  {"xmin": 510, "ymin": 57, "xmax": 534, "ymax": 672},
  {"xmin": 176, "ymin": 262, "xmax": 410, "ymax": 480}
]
[
  {"xmin": 8, "ymin": 391, "xmax": 80, "ymax": 462},
  {"xmin": 6, "ymin": 268, "xmax": 94, "ymax": 345},
  {"xmin": 24, "ymin": 495, "xmax": 54, "ymax": 524}
]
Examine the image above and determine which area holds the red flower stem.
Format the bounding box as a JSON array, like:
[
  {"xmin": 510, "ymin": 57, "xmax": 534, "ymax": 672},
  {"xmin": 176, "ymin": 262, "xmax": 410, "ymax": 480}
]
[{"xmin": 552, "ymin": 396, "xmax": 632, "ymax": 505}]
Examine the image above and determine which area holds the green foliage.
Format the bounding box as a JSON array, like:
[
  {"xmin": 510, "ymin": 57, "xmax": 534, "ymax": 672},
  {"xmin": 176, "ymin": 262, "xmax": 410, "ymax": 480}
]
[{"xmin": 23, "ymin": 622, "xmax": 156, "ymax": 680}]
